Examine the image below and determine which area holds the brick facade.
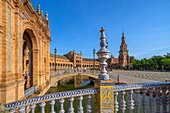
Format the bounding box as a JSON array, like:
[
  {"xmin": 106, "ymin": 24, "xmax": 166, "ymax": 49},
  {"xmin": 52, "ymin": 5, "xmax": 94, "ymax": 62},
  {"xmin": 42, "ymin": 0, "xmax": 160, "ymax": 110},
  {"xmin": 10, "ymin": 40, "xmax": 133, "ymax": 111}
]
[{"xmin": 0, "ymin": 0, "xmax": 51, "ymax": 104}]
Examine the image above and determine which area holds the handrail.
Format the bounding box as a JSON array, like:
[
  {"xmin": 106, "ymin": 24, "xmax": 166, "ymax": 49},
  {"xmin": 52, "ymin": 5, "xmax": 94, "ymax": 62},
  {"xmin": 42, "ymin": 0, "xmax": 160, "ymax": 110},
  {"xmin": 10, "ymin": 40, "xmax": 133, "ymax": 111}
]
[
  {"xmin": 114, "ymin": 82, "xmax": 170, "ymax": 91},
  {"xmin": 4, "ymin": 82, "xmax": 170, "ymax": 109},
  {"xmin": 24, "ymin": 85, "xmax": 38, "ymax": 97},
  {"xmin": 4, "ymin": 88, "xmax": 98, "ymax": 108}
]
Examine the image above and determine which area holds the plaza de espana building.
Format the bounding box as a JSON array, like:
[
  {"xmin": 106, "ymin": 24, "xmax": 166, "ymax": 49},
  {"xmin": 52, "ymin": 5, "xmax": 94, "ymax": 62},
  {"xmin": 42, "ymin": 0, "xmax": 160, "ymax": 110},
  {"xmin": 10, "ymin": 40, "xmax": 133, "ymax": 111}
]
[
  {"xmin": 50, "ymin": 32, "xmax": 131, "ymax": 71},
  {"xmin": 0, "ymin": 0, "xmax": 130, "ymax": 104},
  {"xmin": 0, "ymin": 0, "xmax": 51, "ymax": 104}
]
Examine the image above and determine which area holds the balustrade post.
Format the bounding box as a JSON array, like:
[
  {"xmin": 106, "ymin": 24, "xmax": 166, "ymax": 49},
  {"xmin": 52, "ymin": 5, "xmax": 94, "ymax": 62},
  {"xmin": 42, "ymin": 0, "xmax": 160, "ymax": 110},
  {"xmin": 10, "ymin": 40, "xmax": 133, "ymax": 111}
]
[
  {"xmin": 162, "ymin": 87, "xmax": 168, "ymax": 113},
  {"xmin": 86, "ymin": 95, "xmax": 92, "ymax": 113},
  {"xmin": 149, "ymin": 88, "xmax": 155, "ymax": 113},
  {"xmin": 142, "ymin": 88, "xmax": 148, "ymax": 113},
  {"xmin": 18, "ymin": 106, "xmax": 25, "ymax": 113},
  {"xmin": 50, "ymin": 100, "xmax": 56, "ymax": 113},
  {"xmin": 30, "ymin": 104, "xmax": 36, "ymax": 113},
  {"xmin": 156, "ymin": 87, "xmax": 161, "ymax": 113},
  {"xmin": 168, "ymin": 86, "xmax": 170, "ymax": 113},
  {"xmin": 114, "ymin": 91, "xmax": 119, "ymax": 113},
  {"xmin": 39, "ymin": 102, "xmax": 46, "ymax": 113},
  {"xmin": 9, "ymin": 108, "xmax": 15, "ymax": 113},
  {"xmin": 120, "ymin": 90, "xmax": 126, "ymax": 113},
  {"xmin": 128, "ymin": 90, "xmax": 134, "ymax": 113},
  {"xmin": 59, "ymin": 98, "xmax": 65, "ymax": 113},
  {"xmin": 78, "ymin": 96, "xmax": 83, "ymax": 113},
  {"xmin": 95, "ymin": 27, "xmax": 114, "ymax": 113},
  {"xmin": 135, "ymin": 89, "xmax": 141, "ymax": 113},
  {"xmin": 68, "ymin": 97, "xmax": 74, "ymax": 113}
]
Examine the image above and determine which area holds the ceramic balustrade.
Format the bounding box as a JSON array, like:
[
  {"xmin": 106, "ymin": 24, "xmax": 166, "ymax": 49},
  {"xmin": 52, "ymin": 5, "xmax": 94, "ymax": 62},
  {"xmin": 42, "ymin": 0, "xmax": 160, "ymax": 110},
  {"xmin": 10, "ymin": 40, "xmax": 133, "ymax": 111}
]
[{"xmin": 4, "ymin": 82, "xmax": 170, "ymax": 113}]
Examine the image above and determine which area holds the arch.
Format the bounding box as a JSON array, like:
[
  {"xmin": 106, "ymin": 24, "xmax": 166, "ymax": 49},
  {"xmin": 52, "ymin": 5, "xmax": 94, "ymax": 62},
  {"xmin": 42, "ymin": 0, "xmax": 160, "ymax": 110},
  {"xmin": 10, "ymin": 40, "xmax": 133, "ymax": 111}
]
[
  {"xmin": 22, "ymin": 21, "xmax": 40, "ymax": 88},
  {"xmin": 22, "ymin": 21, "xmax": 39, "ymax": 49}
]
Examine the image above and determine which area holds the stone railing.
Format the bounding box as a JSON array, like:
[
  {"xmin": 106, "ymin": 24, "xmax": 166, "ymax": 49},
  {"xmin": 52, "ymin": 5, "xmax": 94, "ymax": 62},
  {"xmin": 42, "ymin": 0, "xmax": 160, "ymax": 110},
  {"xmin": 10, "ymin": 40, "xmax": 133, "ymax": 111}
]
[
  {"xmin": 50, "ymin": 69, "xmax": 99, "ymax": 76},
  {"xmin": 114, "ymin": 82, "xmax": 170, "ymax": 113},
  {"xmin": 4, "ymin": 82, "xmax": 170, "ymax": 113},
  {"xmin": 24, "ymin": 85, "xmax": 38, "ymax": 98},
  {"xmin": 5, "ymin": 88, "xmax": 98, "ymax": 113}
]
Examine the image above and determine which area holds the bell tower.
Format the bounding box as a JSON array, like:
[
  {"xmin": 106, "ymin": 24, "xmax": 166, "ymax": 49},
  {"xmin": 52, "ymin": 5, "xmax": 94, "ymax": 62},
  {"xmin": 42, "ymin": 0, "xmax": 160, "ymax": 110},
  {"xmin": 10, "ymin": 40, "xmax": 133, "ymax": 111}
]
[{"xmin": 118, "ymin": 32, "xmax": 129, "ymax": 69}]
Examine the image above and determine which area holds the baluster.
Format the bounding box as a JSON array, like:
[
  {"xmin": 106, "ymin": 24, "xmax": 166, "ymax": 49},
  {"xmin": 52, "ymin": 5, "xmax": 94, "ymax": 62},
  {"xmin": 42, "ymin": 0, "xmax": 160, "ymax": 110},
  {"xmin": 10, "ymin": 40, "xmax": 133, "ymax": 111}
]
[
  {"xmin": 77, "ymin": 96, "xmax": 83, "ymax": 113},
  {"xmin": 156, "ymin": 87, "xmax": 161, "ymax": 113},
  {"xmin": 162, "ymin": 87, "xmax": 168, "ymax": 113},
  {"xmin": 168, "ymin": 86, "xmax": 170, "ymax": 113},
  {"xmin": 149, "ymin": 88, "xmax": 155, "ymax": 113},
  {"xmin": 9, "ymin": 108, "xmax": 15, "ymax": 113},
  {"xmin": 30, "ymin": 104, "xmax": 36, "ymax": 113},
  {"xmin": 68, "ymin": 97, "xmax": 74, "ymax": 113},
  {"xmin": 135, "ymin": 89, "xmax": 141, "ymax": 113},
  {"xmin": 19, "ymin": 106, "xmax": 25, "ymax": 113},
  {"xmin": 86, "ymin": 95, "xmax": 92, "ymax": 113},
  {"xmin": 114, "ymin": 91, "xmax": 119, "ymax": 113},
  {"xmin": 39, "ymin": 102, "xmax": 46, "ymax": 113},
  {"xmin": 59, "ymin": 98, "xmax": 65, "ymax": 113},
  {"xmin": 50, "ymin": 100, "xmax": 56, "ymax": 113},
  {"xmin": 128, "ymin": 90, "xmax": 134, "ymax": 113},
  {"xmin": 120, "ymin": 90, "xmax": 126, "ymax": 113},
  {"xmin": 142, "ymin": 88, "xmax": 148, "ymax": 113}
]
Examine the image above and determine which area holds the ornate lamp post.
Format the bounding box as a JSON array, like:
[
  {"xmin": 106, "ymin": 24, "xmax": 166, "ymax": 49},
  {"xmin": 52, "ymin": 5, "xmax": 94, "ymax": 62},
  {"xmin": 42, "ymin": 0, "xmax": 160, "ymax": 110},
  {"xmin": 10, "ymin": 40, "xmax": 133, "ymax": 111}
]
[
  {"xmin": 54, "ymin": 48, "xmax": 57, "ymax": 72},
  {"xmin": 93, "ymin": 49, "xmax": 96, "ymax": 71}
]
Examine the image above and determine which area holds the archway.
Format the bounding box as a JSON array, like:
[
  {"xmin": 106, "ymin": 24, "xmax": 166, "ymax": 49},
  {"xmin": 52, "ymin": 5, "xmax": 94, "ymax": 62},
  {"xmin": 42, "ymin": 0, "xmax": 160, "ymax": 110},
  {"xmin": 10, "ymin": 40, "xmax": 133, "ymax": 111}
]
[{"xmin": 22, "ymin": 29, "xmax": 38, "ymax": 90}]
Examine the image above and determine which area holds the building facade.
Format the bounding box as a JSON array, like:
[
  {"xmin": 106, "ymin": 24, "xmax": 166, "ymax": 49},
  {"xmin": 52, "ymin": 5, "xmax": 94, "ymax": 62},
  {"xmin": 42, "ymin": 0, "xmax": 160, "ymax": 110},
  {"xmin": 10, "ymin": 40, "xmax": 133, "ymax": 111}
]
[
  {"xmin": 0, "ymin": 0, "xmax": 51, "ymax": 104},
  {"xmin": 50, "ymin": 33, "xmax": 130, "ymax": 71},
  {"xmin": 50, "ymin": 51, "xmax": 100, "ymax": 70}
]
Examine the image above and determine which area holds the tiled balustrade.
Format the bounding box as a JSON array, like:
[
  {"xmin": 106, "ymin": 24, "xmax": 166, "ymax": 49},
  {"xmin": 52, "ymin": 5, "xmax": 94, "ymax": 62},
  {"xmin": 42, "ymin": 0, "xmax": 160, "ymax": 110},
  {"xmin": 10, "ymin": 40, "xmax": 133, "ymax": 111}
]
[
  {"xmin": 4, "ymin": 82, "xmax": 170, "ymax": 113},
  {"xmin": 24, "ymin": 85, "xmax": 38, "ymax": 98},
  {"xmin": 50, "ymin": 69, "xmax": 99, "ymax": 77}
]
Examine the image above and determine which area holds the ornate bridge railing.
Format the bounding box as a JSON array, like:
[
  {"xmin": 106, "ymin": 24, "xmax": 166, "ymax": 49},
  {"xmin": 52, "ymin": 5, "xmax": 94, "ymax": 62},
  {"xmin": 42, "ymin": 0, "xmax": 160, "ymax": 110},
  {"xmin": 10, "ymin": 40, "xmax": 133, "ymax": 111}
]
[
  {"xmin": 4, "ymin": 82, "xmax": 170, "ymax": 113},
  {"xmin": 24, "ymin": 85, "xmax": 38, "ymax": 98},
  {"xmin": 50, "ymin": 69, "xmax": 99, "ymax": 77}
]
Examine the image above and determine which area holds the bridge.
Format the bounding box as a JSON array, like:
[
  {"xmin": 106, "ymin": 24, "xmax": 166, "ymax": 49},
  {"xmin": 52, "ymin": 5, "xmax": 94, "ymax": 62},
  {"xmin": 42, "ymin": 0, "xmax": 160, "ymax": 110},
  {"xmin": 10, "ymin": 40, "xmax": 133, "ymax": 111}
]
[
  {"xmin": 50, "ymin": 68, "xmax": 168, "ymax": 86},
  {"xmin": 2, "ymin": 28, "xmax": 170, "ymax": 113},
  {"xmin": 50, "ymin": 69, "xmax": 99, "ymax": 87}
]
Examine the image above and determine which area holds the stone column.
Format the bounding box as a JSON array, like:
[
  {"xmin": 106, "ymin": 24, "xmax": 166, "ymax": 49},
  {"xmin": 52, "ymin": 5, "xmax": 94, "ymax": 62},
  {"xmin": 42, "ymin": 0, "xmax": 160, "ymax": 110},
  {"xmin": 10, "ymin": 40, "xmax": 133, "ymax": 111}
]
[{"xmin": 95, "ymin": 27, "xmax": 114, "ymax": 113}]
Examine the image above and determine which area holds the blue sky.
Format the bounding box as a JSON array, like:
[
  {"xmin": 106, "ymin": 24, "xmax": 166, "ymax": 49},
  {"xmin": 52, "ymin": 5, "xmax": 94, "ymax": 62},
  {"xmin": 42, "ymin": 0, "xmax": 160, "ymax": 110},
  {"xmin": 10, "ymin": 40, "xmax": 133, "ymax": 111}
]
[{"xmin": 32, "ymin": 0, "xmax": 170, "ymax": 59}]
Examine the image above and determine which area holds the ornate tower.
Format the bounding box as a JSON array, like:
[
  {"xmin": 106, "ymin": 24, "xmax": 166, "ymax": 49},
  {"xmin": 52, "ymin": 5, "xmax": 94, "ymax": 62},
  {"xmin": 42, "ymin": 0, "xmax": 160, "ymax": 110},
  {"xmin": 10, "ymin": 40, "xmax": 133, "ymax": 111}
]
[{"xmin": 118, "ymin": 32, "xmax": 129, "ymax": 69}]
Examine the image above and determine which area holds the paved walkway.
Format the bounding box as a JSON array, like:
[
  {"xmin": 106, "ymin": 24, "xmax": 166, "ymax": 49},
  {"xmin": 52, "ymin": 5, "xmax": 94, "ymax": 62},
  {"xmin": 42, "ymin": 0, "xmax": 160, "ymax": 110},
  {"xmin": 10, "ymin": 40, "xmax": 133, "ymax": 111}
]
[{"xmin": 109, "ymin": 70, "xmax": 170, "ymax": 84}]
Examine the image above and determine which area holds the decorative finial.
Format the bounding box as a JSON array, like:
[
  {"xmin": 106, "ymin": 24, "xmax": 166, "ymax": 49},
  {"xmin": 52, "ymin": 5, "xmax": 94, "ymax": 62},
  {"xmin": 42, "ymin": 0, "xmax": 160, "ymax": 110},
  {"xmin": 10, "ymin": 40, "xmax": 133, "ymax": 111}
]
[
  {"xmin": 97, "ymin": 27, "xmax": 110, "ymax": 81},
  {"xmin": 37, "ymin": 4, "xmax": 41, "ymax": 14},
  {"xmin": 122, "ymin": 30, "xmax": 125, "ymax": 37},
  {"xmin": 100, "ymin": 27, "xmax": 106, "ymax": 38},
  {"xmin": 41, "ymin": 10, "xmax": 43, "ymax": 15},
  {"xmin": 45, "ymin": 12, "xmax": 48, "ymax": 20}
]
